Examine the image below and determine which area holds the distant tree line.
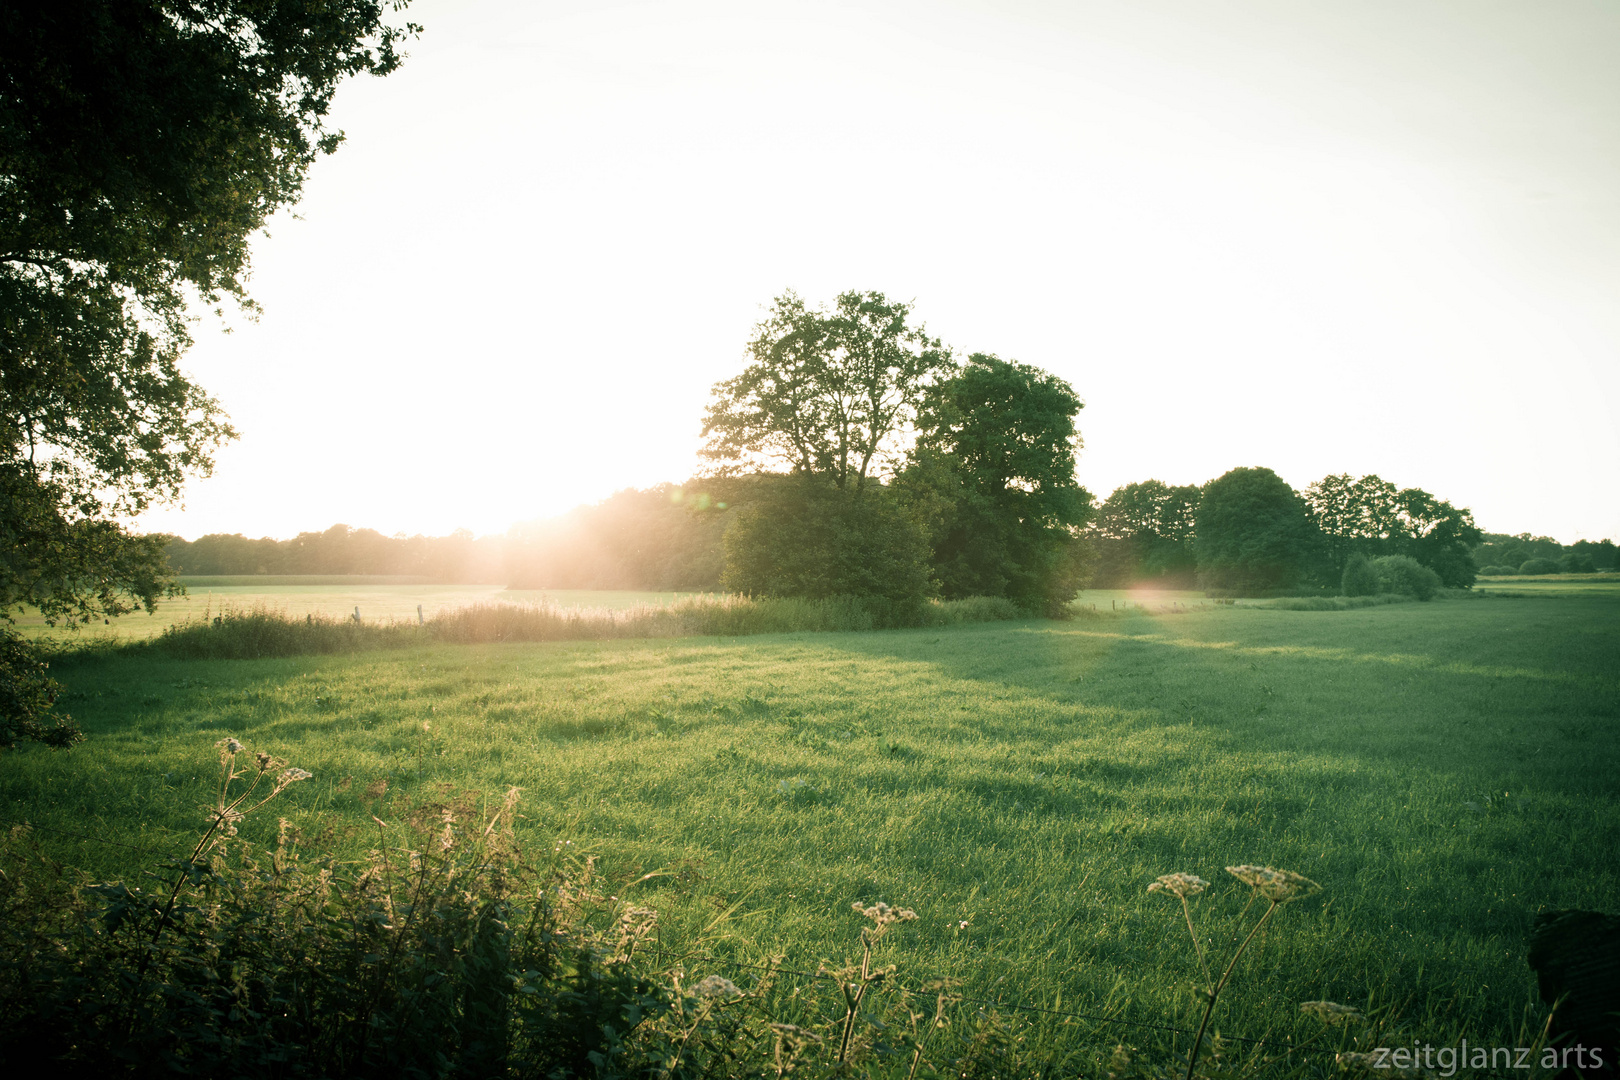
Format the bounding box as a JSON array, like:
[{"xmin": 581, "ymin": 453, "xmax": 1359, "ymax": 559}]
[
  {"xmin": 155, "ymin": 288, "xmax": 1614, "ymax": 605},
  {"xmin": 1471, "ymin": 533, "xmax": 1615, "ymax": 575},
  {"xmin": 1088, "ymin": 468, "xmax": 1489, "ymax": 595},
  {"xmin": 161, "ymin": 526, "xmax": 504, "ymax": 582}
]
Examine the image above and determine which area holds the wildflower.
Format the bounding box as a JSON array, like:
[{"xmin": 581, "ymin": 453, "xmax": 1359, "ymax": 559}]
[
  {"xmin": 1147, "ymin": 872, "xmax": 1209, "ymax": 899},
  {"xmin": 281, "ymin": 767, "xmax": 313, "ymax": 783},
  {"xmin": 256, "ymin": 751, "xmax": 273, "ymax": 769},
  {"xmin": 1226, "ymin": 864, "xmax": 1321, "ymax": 902},
  {"xmin": 222, "ymin": 737, "xmax": 244, "ymax": 754},
  {"xmin": 852, "ymin": 901, "xmax": 918, "ymax": 927},
  {"xmin": 1302, "ymin": 1000, "xmax": 1365, "ymax": 1024},
  {"xmin": 210, "ymin": 806, "xmax": 245, "ymax": 836},
  {"xmin": 690, "ymin": 974, "xmax": 743, "ymax": 999}
]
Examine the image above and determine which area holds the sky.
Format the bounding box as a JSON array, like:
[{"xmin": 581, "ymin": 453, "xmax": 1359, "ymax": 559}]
[{"xmin": 134, "ymin": 0, "xmax": 1620, "ymax": 544}]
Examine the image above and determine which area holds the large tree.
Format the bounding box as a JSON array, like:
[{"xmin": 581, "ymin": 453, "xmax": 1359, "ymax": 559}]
[
  {"xmin": 1, "ymin": 0, "xmax": 417, "ymax": 626},
  {"xmin": 1194, "ymin": 467, "xmax": 1321, "ymax": 594},
  {"xmin": 1303, "ymin": 474, "xmax": 1480, "ymax": 587},
  {"xmin": 700, "ymin": 290, "xmax": 953, "ymax": 489},
  {"xmin": 2, "ymin": 2, "xmax": 416, "ymax": 750},
  {"xmin": 901, "ymin": 353, "xmax": 1092, "ymax": 613}
]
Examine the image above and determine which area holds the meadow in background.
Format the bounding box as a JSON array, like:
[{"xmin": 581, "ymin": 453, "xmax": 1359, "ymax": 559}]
[{"xmin": 4, "ymin": 582, "xmax": 1613, "ymax": 1073}]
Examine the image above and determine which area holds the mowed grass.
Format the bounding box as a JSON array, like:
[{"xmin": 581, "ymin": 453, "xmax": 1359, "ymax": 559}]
[
  {"xmin": 1474, "ymin": 572, "xmax": 1620, "ymax": 598},
  {"xmin": 13, "ymin": 579, "xmax": 714, "ymax": 642},
  {"xmin": 4, "ymin": 595, "xmax": 1615, "ymax": 1063}
]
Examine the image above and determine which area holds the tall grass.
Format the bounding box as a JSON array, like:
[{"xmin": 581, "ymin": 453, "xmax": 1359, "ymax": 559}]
[{"xmin": 143, "ymin": 594, "xmax": 1029, "ymax": 660}]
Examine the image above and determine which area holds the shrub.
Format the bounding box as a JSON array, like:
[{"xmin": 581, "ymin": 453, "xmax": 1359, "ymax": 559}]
[
  {"xmin": 1559, "ymin": 552, "xmax": 1596, "ymax": 574},
  {"xmin": 1476, "ymin": 565, "xmax": 1515, "ymax": 576},
  {"xmin": 1340, "ymin": 553, "xmax": 1380, "ymax": 597},
  {"xmin": 134, "ymin": 594, "xmax": 1028, "ymax": 663},
  {"xmin": 721, "ymin": 477, "xmax": 935, "ymax": 619},
  {"xmin": 0, "ymin": 739, "xmax": 1037, "ymax": 1078},
  {"xmin": 1519, "ymin": 557, "xmax": 1560, "ymax": 576},
  {"xmin": 0, "ymin": 628, "xmax": 81, "ymax": 749},
  {"xmin": 1372, "ymin": 555, "xmax": 1442, "ymax": 600}
]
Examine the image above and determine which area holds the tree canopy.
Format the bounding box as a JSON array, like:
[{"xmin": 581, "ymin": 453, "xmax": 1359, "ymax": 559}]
[
  {"xmin": 1303, "ymin": 473, "xmax": 1481, "ymax": 587},
  {"xmin": 1194, "ymin": 466, "xmax": 1320, "ymax": 593},
  {"xmin": 0, "ymin": 0, "xmax": 418, "ymax": 625},
  {"xmin": 700, "ymin": 290, "xmax": 952, "ymax": 489},
  {"xmin": 902, "ymin": 353, "xmax": 1092, "ymax": 612},
  {"xmin": 1086, "ymin": 479, "xmax": 1201, "ymax": 587}
]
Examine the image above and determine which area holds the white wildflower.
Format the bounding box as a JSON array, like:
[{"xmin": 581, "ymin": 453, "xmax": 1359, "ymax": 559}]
[
  {"xmin": 1226, "ymin": 864, "xmax": 1321, "ymax": 902},
  {"xmin": 1147, "ymin": 872, "xmax": 1209, "ymax": 899},
  {"xmin": 690, "ymin": 974, "xmax": 742, "ymax": 999}
]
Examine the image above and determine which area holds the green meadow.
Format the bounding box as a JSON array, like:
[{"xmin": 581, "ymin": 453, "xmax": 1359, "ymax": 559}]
[
  {"xmin": 3, "ymin": 586, "xmax": 1615, "ymax": 1066},
  {"xmin": 12, "ymin": 577, "xmax": 708, "ymax": 642}
]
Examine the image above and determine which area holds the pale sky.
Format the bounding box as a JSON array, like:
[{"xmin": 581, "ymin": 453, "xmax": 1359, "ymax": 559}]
[{"xmin": 135, "ymin": 0, "xmax": 1620, "ymax": 544}]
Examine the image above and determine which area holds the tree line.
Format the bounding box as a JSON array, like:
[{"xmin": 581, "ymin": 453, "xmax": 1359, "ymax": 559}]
[{"xmin": 1089, "ymin": 469, "xmax": 1490, "ymax": 593}]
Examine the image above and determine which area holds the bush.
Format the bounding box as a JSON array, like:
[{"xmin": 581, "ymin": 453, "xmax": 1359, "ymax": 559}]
[
  {"xmin": 1559, "ymin": 552, "xmax": 1596, "ymax": 574},
  {"xmin": 721, "ymin": 477, "xmax": 935, "ymax": 619},
  {"xmin": 0, "ymin": 628, "xmax": 81, "ymax": 749},
  {"xmin": 1519, "ymin": 557, "xmax": 1561, "ymax": 576},
  {"xmin": 0, "ymin": 740, "xmax": 1037, "ymax": 1078},
  {"xmin": 1371, "ymin": 555, "xmax": 1442, "ymax": 600},
  {"xmin": 1263, "ymin": 594, "xmax": 1408, "ymax": 611},
  {"xmin": 1476, "ymin": 565, "xmax": 1515, "ymax": 576},
  {"xmin": 1340, "ymin": 553, "xmax": 1380, "ymax": 597},
  {"xmin": 133, "ymin": 594, "xmax": 1029, "ymax": 662}
]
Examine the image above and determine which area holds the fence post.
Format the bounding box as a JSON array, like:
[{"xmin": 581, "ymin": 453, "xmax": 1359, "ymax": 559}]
[
  {"xmin": 418, "ymin": 604, "xmax": 424, "ymax": 625},
  {"xmin": 353, "ymin": 606, "xmax": 361, "ymax": 624}
]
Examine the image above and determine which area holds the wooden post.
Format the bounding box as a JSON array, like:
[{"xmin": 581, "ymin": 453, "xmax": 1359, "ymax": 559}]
[
  {"xmin": 353, "ymin": 606, "xmax": 361, "ymax": 623},
  {"xmin": 417, "ymin": 604, "xmax": 424, "ymax": 625}
]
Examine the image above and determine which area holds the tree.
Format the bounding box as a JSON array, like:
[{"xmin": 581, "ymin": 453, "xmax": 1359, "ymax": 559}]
[
  {"xmin": 701, "ymin": 290, "xmax": 953, "ymax": 489},
  {"xmin": 1302, "ymin": 474, "xmax": 1400, "ymax": 576},
  {"xmin": 721, "ymin": 475, "xmax": 933, "ymax": 621},
  {"xmin": 1395, "ymin": 488, "xmax": 1480, "ymax": 588},
  {"xmin": 1304, "ymin": 474, "xmax": 1480, "ymax": 588},
  {"xmin": 1194, "ymin": 467, "xmax": 1321, "ymax": 594},
  {"xmin": 2, "ymin": 2, "xmax": 416, "ymax": 749},
  {"xmin": 1, "ymin": 1, "xmax": 418, "ymax": 627},
  {"xmin": 901, "ymin": 353, "xmax": 1092, "ymax": 614},
  {"xmin": 1087, "ymin": 479, "xmax": 1201, "ymax": 587}
]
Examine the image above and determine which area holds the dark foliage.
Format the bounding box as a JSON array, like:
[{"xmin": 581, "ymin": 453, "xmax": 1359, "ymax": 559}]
[
  {"xmin": 1, "ymin": 0, "xmax": 416, "ymax": 623},
  {"xmin": 0, "ymin": 627, "xmax": 80, "ymax": 749},
  {"xmin": 0, "ymin": 793, "xmax": 666, "ymax": 1078},
  {"xmin": 1370, "ymin": 554, "xmax": 1441, "ymax": 601},
  {"xmin": 2, "ymin": 465, "xmax": 177, "ymax": 626},
  {"xmin": 1302, "ymin": 474, "xmax": 1481, "ymax": 588},
  {"xmin": 902, "ymin": 354, "xmax": 1093, "ymax": 615},
  {"xmin": 1560, "ymin": 552, "xmax": 1597, "ymax": 574},
  {"xmin": 1340, "ymin": 552, "xmax": 1380, "ymax": 598},
  {"xmin": 721, "ymin": 476, "xmax": 934, "ymax": 622},
  {"xmin": 1194, "ymin": 467, "xmax": 1322, "ymax": 595},
  {"xmin": 1518, "ymin": 557, "xmax": 1560, "ymax": 576}
]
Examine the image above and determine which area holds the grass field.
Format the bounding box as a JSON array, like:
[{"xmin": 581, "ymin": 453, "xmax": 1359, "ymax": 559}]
[
  {"xmin": 13, "ymin": 578, "xmax": 714, "ymax": 642},
  {"xmin": 3, "ymin": 589, "xmax": 1615, "ymax": 1069},
  {"xmin": 1473, "ymin": 572, "xmax": 1620, "ymax": 598}
]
